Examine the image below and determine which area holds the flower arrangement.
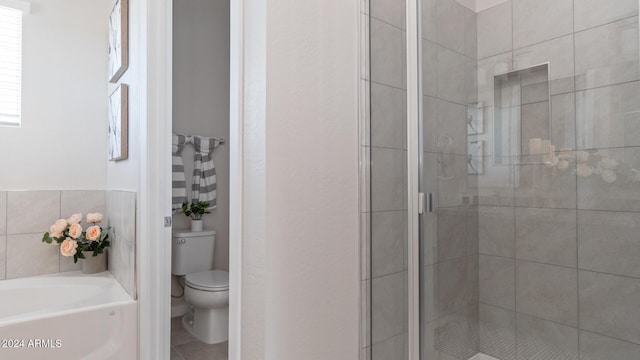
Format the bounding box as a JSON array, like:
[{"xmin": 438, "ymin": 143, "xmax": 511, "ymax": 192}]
[
  {"xmin": 42, "ymin": 213, "xmax": 111, "ymax": 263},
  {"xmin": 545, "ymin": 149, "xmax": 640, "ymax": 184},
  {"xmin": 180, "ymin": 201, "xmax": 211, "ymax": 220}
]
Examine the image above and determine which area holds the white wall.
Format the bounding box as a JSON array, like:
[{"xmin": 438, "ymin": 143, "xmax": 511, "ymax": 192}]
[
  {"xmin": 240, "ymin": 0, "xmax": 361, "ymax": 358},
  {"xmin": 0, "ymin": 0, "xmax": 111, "ymax": 190},
  {"xmin": 106, "ymin": 0, "xmax": 141, "ymax": 192},
  {"xmin": 172, "ymin": 0, "xmax": 230, "ymax": 271}
]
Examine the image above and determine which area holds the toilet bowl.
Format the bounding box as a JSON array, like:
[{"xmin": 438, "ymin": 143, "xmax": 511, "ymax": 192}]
[
  {"xmin": 172, "ymin": 230, "xmax": 230, "ymax": 345},
  {"xmin": 182, "ymin": 270, "xmax": 229, "ymax": 344}
]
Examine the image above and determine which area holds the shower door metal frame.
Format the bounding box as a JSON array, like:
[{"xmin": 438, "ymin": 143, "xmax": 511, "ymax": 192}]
[{"xmin": 406, "ymin": 0, "xmax": 422, "ymax": 359}]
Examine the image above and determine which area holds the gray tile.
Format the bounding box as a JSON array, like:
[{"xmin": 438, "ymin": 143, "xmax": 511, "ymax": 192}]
[
  {"xmin": 479, "ymin": 304, "xmax": 516, "ymax": 360},
  {"xmin": 513, "ymin": 35, "xmax": 575, "ymax": 95},
  {"xmin": 576, "ymin": 81, "xmax": 640, "ymax": 150},
  {"xmin": 480, "ymin": 254, "xmax": 515, "ymax": 310},
  {"xmin": 0, "ymin": 236, "xmax": 5, "ymax": 279},
  {"xmin": 577, "ymin": 147, "xmax": 640, "ymax": 212},
  {"xmin": 60, "ymin": 191, "xmax": 106, "ymax": 227},
  {"xmin": 436, "ymin": 306, "xmax": 479, "ymax": 360},
  {"xmin": 551, "ymin": 92, "xmax": 577, "ymax": 150},
  {"xmin": 7, "ymin": 191, "xmax": 60, "ymax": 235},
  {"xmin": 513, "ymin": 0, "xmax": 573, "ymax": 49},
  {"xmin": 438, "ymin": 207, "xmax": 469, "ymax": 262},
  {"xmin": 575, "ymin": 17, "xmax": 639, "ymax": 90},
  {"xmin": 579, "ymin": 271, "xmax": 640, "ymax": 344},
  {"xmin": 466, "ymin": 57, "xmax": 479, "ymax": 105},
  {"xmin": 421, "ymin": 320, "xmax": 439, "ymax": 360},
  {"xmin": 174, "ymin": 340, "xmax": 228, "ymax": 360},
  {"xmin": 422, "ymin": 265, "xmax": 437, "ymax": 323},
  {"xmin": 514, "ymin": 155, "xmax": 577, "ymax": 209},
  {"xmin": 437, "ymin": 99, "xmax": 467, "ymax": 156},
  {"xmin": 423, "ymin": 96, "xmax": 438, "ymax": 153},
  {"xmin": 578, "ymin": 210, "xmax": 640, "ymax": 278},
  {"xmin": 371, "ymin": 332, "xmax": 407, "ymax": 360},
  {"xmin": 0, "ymin": 192, "xmax": 6, "ymax": 235},
  {"xmin": 438, "ymin": 256, "xmax": 470, "ymax": 315},
  {"xmin": 515, "ymin": 207, "xmax": 577, "ymax": 268},
  {"xmin": 6, "ymin": 233, "xmax": 59, "ymax": 279},
  {"xmin": 371, "ymin": 147, "xmax": 407, "ymax": 212},
  {"xmin": 170, "ymin": 346, "xmax": 184, "ymax": 360},
  {"xmin": 515, "ymin": 314, "xmax": 579, "ymax": 360},
  {"xmin": 516, "ymin": 261, "xmax": 578, "ymax": 326},
  {"xmin": 574, "ymin": 0, "xmax": 639, "ymax": 32},
  {"xmin": 479, "ymin": 206, "xmax": 515, "ymax": 258},
  {"xmin": 436, "ymin": 0, "xmax": 466, "ymax": 55},
  {"xmin": 371, "ymin": 18, "xmax": 404, "ymax": 89},
  {"xmin": 580, "ymin": 331, "xmax": 640, "ymax": 360},
  {"xmin": 464, "ymin": 8, "xmax": 477, "ymax": 60},
  {"xmin": 371, "ymin": 271, "xmax": 407, "ymax": 343},
  {"xmin": 371, "ymin": 0, "xmax": 405, "ymax": 29},
  {"xmin": 171, "ymin": 316, "xmax": 197, "ymax": 347},
  {"xmin": 520, "ymin": 101, "xmax": 551, "ymax": 156},
  {"xmin": 371, "ymin": 211, "xmax": 406, "ymax": 277},
  {"xmin": 106, "ymin": 191, "xmax": 137, "ymax": 299},
  {"xmin": 437, "ymin": 46, "xmax": 467, "ymax": 105},
  {"xmin": 477, "ymin": 157, "xmax": 516, "ymax": 207},
  {"xmin": 422, "ymin": 40, "xmax": 438, "ymax": 98},
  {"xmin": 371, "ymin": 83, "xmax": 406, "ymax": 150},
  {"xmin": 421, "ymin": 0, "xmax": 437, "ymax": 42},
  {"xmin": 477, "ymin": 1, "xmax": 512, "ymax": 60},
  {"xmin": 478, "ymin": 52, "xmax": 513, "ymax": 105},
  {"xmin": 437, "ymin": 154, "xmax": 468, "ymax": 208}
]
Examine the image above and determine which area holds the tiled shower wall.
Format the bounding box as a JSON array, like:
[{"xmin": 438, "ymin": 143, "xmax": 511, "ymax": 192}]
[
  {"xmin": 475, "ymin": 0, "xmax": 640, "ymax": 359},
  {"xmin": 0, "ymin": 190, "xmax": 137, "ymax": 299}
]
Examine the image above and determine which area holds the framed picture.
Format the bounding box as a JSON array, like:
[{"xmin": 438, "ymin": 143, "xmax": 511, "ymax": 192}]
[
  {"xmin": 109, "ymin": 84, "xmax": 128, "ymax": 161},
  {"xmin": 468, "ymin": 140, "xmax": 484, "ymax": 175},
  {"xmin": 108, "ymin": 0, "xmax": 128, "ymax": 83},
  {"xmin": 467, "ymin": 102, "xmax": 484, "ymax": 135}
]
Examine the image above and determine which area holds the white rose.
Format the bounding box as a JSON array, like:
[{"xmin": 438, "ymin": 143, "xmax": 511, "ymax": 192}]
[
  {"xmin": 577, "ymin": 163, "xmax": 593, "ymax": 177},
  {"xmin": 60, "ymin": 238, "xmax": 78, "ymax": 257},
  {"xmin": 86, "ymin": 213, "xmax": 103, "ymax": 224},
  {"xmin": 86, "ymin": 225, "xmax": 101, "ymax": 241},
  {"xmin": 67, "ymin": 213, "xmax": 82, "ymax": 225},
  {"xmin": 601, "ymin": 169, "xmax": 617, "ymax": 183},
  {"xmin": 69, "ymin": 223, "xmax": 83, "ymax": 239},
  {"xmin": 49, "ymin": 219, "xmax": 68, "ymax": 238},
  {"xmin": 557, "ymin": 160, "xmax": 570, "ymax": 171}
]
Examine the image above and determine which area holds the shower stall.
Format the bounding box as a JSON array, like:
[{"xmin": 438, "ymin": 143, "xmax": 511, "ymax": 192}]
[{"xmin": 364, "ymin": 0, "xmax": 640, "ymax": 359}]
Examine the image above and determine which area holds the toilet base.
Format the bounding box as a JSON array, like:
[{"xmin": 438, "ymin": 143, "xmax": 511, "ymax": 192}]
[{"xmin": 182, "ymin": 305, "xmax": 229, "ymax": 344}]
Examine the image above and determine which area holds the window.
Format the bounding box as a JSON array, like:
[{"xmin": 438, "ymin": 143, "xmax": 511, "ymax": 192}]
[{"xmin": 0, "ymin": 5, "xmax": 22, "ymax": 127}]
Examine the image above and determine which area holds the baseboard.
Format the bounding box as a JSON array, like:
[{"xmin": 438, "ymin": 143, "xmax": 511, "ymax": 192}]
[{"xmin": 171, "ymin": 304, "xmax": 187, "ymax": 318}]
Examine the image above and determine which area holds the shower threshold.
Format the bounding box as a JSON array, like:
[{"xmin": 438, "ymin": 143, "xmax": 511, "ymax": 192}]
[{"xmin": 469, "ymin": 354, "xmax": 501, "ymax": 360}]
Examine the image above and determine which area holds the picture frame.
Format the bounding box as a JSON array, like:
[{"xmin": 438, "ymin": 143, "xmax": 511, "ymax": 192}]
[
  {"xmin": 467, "ymin": 102, "xmax": 484, "ymax": 135},
  {"xmin": 108, "ymin": 0, "xmax": 129, "ymax": 83},
  {"xmin": 468, "ymin": 140, "xmax": 484, "ymax": 175},
  {"xmin": 109, "ymin": 84, "xmax": 129, "ymax": 161}
]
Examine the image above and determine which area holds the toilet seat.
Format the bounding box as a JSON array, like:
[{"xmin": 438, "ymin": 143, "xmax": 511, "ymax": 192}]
[{"xmin": 185, "ymin": 270, "xmax": 229, "ymax": 292}]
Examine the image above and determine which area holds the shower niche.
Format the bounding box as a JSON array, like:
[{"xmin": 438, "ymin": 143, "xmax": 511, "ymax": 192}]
[{"xmin": 493, "ymin": 64, "xmax": 554, "ymax": 166}]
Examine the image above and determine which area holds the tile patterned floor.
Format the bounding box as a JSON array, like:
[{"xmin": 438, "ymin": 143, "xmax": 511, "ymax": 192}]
[{"xmin": 171, "ymin": 317, "xmax": 228, "ymax": 360}]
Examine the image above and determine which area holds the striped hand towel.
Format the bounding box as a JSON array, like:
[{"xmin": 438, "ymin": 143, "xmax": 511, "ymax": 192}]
[
  {"xmin": 172, "ymin": 134, "xmax": 188, "ymax": 211},
  {"xmin": 191, "ymin": 136, "xmax": 223, "ymax": 209}
]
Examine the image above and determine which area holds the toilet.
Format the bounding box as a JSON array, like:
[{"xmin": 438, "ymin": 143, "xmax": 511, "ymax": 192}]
[{"xmin": 172, "ymin": 230, "xmax": 229, "ymax": 344}]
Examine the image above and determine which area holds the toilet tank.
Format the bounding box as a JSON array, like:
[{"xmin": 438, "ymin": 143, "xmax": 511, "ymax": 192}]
[{"xmin": 172, "ymin": 230, "xmax": 216, "ymax": 276}]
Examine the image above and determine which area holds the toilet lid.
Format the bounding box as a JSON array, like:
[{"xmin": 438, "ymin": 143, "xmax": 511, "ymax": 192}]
[{"xmin": 185, "ymin": 270, "xmax": 229, "ymax": 291}]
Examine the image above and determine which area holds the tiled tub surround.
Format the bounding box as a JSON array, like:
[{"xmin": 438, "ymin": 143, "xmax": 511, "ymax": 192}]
[
  {"xmin": 0, "ymin": 190, "xmax": 137, "ymax": 299},
  {"xmin": 0, "ymin": 190, "xmax": 106, "ymax": 280},
  {"xmin": 475, "ymin": 0, "xmax": 640, "ymax": 359}
]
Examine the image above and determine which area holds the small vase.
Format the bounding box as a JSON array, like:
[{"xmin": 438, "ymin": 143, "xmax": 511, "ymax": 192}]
[
  {"xmin": 191, "ymin": 219, "xmax": 204, "ymax": 232},
  {"xmin": 81, "ymin": 251, "xmax": 107, "ymax": 274}
]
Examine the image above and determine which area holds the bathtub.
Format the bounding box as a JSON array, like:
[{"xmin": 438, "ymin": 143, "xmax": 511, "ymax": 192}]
[{"xmin": 0, "ymin": 271, "xmax": 137, "ymax": 360}]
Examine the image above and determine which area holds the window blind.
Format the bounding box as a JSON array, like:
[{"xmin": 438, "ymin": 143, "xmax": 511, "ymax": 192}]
[{"xmin": 0, "ymin": 6, "xmax": 22, "ymax": 127}]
